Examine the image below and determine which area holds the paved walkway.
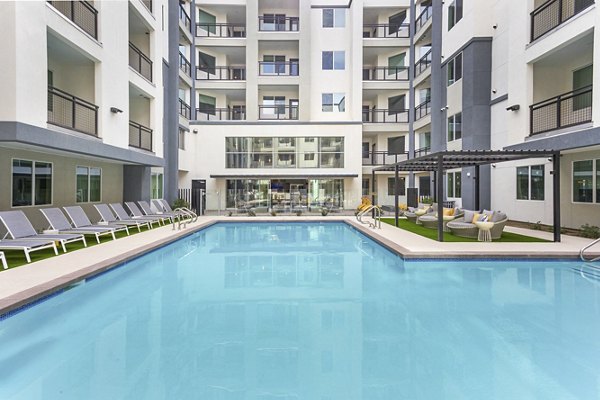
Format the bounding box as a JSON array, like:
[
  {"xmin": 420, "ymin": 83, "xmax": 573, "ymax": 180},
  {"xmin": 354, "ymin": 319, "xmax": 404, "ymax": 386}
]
[{"xmin": 0, "ymin": 216, "xmax": 597, "ymax": 315}]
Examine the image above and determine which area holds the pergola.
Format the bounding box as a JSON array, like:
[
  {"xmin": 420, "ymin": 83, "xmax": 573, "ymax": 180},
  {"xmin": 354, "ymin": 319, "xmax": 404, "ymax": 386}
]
[{"xmin": 372, "ymin": 150, "xmax": 562, "ymax": 242}]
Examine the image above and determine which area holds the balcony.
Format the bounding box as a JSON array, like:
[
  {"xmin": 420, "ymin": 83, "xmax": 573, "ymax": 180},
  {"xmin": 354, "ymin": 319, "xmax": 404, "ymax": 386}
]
[
  {"xmin": 129, "ymin": 43, "xmax": 152, "ymax": 82},
  {"xmin": 196, "ymin": 23, "xmax": 246, "ymax": 38},
  {"xmin": 179, "ymin": 5, "xmax": 191, "ymax": 33},
  {"xmin": 531, "ymin": 0, "xmax": 594, "ymax": 42},
  {"xmin": 259, "ymin": 61, "xmax": 299, "ymax": 76},
  {"xmin": 197, "ymin": 107, "xmax": 246, "ymax": 121},
  {"xmin": 179, "ymin": 98, "xmax": 191, "ymax": 119},
  {"xmin": 258, "ymin": 16, "xmax": 299, "ymax": 31},
  {"xmin": 415, "ymin": 99, "xmax": 431, "ymax": 120},
  {"xmin": 362, "ymin": 66, "xmax": 409, "ymax": 81},
  {"xmin": 363, "ymin": 23, "xmax": 409, "ymax": 38},
  {"xmin": 47, "ymin": 0, "xmax": 98, "ymax": 39},
  {"xmin": 415, "ymin": 6, "xmax": 432, "ymax": 33},
  {"xmin": 362, "ymin": 151, "xmax": 408, "ymax": 166},
  {"xmin": 415, "ymin": 146, "xmax": 431, "ymax": 157},
  {"xmin": 259, "ymin": 105, "xmax": 299, "ymax": 120},
  {"xmin": 530, "ymin": 85, "xmax": 592, "ymax": 135},
  {"xmin": 362, "ymin": 109, "xmax": 408, "ymax": 123},
  {"xmin": 47, "ymin": 86, "xmax": 98, "ymax": 136},
  {"xmin": 197, "ymin": 66, "xmax": 246, "ymax": 80},
  {"xmin": 129, "ymin": 121, "xmax": 153, "ymax": 151},
  {"xmin": 179, "ymin": 52, "xmax": 191, "ymax": 77},
  {"xmin": 415, "ymin": 49, "xmax": 432, "ymax": 78}
]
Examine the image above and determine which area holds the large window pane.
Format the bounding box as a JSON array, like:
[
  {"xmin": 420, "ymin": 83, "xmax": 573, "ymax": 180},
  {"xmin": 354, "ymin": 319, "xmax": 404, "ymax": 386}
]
[
  {"xmin": 323, "ymin": 9, "xmax": 333, "ymax": 27},
  {"xmin": 573, "ymin": 160, "xmax": 593, "ymax": 202},
  {"xmin": 516, "ymin": 166, "xmax": 529, "ymax": 200},
  {"xmin": 34, "ymin": 162, "xmax": 52, "ymax": 205},
  {"xmin": 333, "ymin": 51, "xmax": 345, "ymax": 70},
  {"xmin": 89, "ymin": 168, "xmax": 101, "ymax": 202},
  {"xmin": 334, "ymin": 9, "xmax": 345, "ymax": 27},
  {"xmin": 322, "ymin": 93, "xmax": 333, "ymax": 112},
  {"xmin": 12, "ymin": 159, "xmax": 33, "ymax": 207},
  {"xmin": 322, "ymin": 52, "xmax": 333, "ymax": 70},
  {"xmin": 76, "ymin": 166, "xmax": 89, "ymax": 203},
  {"xmin": 530, "ymin": 165, "xmax": 544, "ymax": 200}
]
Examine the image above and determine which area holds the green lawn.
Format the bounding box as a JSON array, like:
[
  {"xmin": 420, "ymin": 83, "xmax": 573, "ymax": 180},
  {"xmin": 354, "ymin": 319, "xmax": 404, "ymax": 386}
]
[
  {"xmin": 1, "ymin": 227, "xmax": 151, "ymax": 271},
  {"xmin": 381, "ymin": 218, "xmax": 549, "ymax": 243}
]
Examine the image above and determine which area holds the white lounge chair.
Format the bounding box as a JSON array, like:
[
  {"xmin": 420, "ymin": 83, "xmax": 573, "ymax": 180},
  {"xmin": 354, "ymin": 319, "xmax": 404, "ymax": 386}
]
[
  {"xmin": 63, "ymin": 206, "xmax": 129, "ymax": 237},
  {"xmin": 125, "ymin": 202, "xmax": 171, "ymax": 225},
  {"xmin": 110, "ymin": 203, "xmax": 162, "ymax": 228},
  {"xmin": 138, "ymin": 201, "xmax": 177, "ymax": 222},
  {"xmin": 0, "ymin": 210, "xmax": 86, "ymax": 253},
  {"xmin": 94, "ymin": 204, "xmax": 150, "ymax": 232},
  {"xmin": 0, "ymin": 236, "xmax": 58, "ymax": 264},
  {"xmin": 0, "ymin": 251, "xmax": 6, "ymax": 269},
  {"xmin": 41, "ymin": 208, "xmax": 117, "ymax": 244}
]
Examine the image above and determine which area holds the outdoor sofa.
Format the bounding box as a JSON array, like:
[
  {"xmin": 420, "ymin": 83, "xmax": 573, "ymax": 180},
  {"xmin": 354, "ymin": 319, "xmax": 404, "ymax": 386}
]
[{"xmin": 446, "ymin": 210, "xmax": 508, "ymax": 240}]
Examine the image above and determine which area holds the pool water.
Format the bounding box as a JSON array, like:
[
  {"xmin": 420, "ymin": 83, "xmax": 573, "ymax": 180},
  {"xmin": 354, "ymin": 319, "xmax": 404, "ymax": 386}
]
[{"xmin": 0, "ymin": 222, "xmax": 599, "ymax": 400}]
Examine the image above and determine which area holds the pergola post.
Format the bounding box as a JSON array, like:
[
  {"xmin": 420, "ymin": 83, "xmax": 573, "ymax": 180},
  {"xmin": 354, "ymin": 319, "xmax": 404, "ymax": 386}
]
[
  {"xmin": 474, "ymin": 165, "xmax": 480, "ymax": 211},
  {"xmin": 371, "ymin": 169, "xmax": 376, "ymax": 219},
  {"xmin": 553, "ymin": 152, "xmax": 561, "ymax": 242},
  {"xmin": 395, "ymin": 164, "xmax": 399, "ymax": 227},
  {"xmin": 437, "ymin": 153, "xmax": 444, "ymax": 242}
]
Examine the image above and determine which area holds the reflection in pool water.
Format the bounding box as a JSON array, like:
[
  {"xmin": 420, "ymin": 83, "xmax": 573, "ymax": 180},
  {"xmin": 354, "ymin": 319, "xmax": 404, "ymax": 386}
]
[{"xmin": 0, "ymin": 222, "xmax": 598, "ymax": 400}]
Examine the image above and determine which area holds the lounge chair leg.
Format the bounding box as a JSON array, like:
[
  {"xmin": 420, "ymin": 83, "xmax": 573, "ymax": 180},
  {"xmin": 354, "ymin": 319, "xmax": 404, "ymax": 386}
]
[
  {"xmin": 124, "ymin": 226, "xmax": 130, "ymax": 236},
  {"xmin": 111, "ymin": 231, "xmax": 116, "ymax": 240},
  {"xmin": 82, "ymin": 236, "xmax": 87, "ymax": 247},
  {"xmin": 61, "ymin": 241, "xmax": 67, "ymax": 253},
  {"xmin": 137, "ymin": 224, "xmax": 142, "ymax": 233},
  {"xmin": 25, "ymin": 250, "xmax": 31, "ymax": 263},
  {"xmin": 1, "ymin": 256, "xmax": 7, "ymax": 270},
  {"xmin": 95, "ymin": 233, "xmax": 101, "ymax": 244},
  {"xmin": 52, "ymin": 243, "xmax": 59, "ymax": 255}
]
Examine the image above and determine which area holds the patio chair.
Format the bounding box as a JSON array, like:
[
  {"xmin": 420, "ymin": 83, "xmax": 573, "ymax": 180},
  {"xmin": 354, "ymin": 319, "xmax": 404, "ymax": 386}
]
[
  {"xmin": 405, "ymin": 203, "xmax": 437, "ymax": 223},
  {"xmin": 94, "ymin": 204, "xmax": 150, "ymax": 233},
  {"xmin": 110, "ymin": 203, "xmax": 162, "ymax": 228},
  {"xmin": 0, "ymin": 210, "xmax": 86, "ymax": 253},
  {"xmin": 138, "ymin": 201, "xmax": 176, "ymax": 223},
  {"xmin": 0, "ymin": 251, "xmax": 6, "ymax": 269},
  {"xmin": 0, "ymin": 238, "xmax": 58, "ymax": 263},
  {"xmin": 447, "ymin": 211, "xmax": 508, "ymax": 240},
  {"xmin": 125, "ymin": 202, "xmax": 171, "ymax": 225},
  {"xmin": 418, "ymin": 208, "xmax": 464, "ymax": 230},
  {"xmin": 64, "ymin": 206, "xmax": 130, "ymax": 237},
  {"xmin": 41, "ymin": 208, "xmax": 117, "ymax": 244}
]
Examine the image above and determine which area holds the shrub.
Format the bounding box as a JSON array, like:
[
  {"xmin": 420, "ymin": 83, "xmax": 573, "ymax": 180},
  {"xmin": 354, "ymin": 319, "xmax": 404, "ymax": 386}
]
[
  {"xmin": 227, "ymin": 211, "xmax": 232, "ymax": 217},
  {"xmin": 530, "ymin": 221, "xmax": 542, "ymax": 230},
  {"xmin": 172, "ymin": 198, "xmax": 190, "ymax": 209},
  {"xmin": 420, "ymin": 197, "xmax": 433, "ymax": 205},
  {"xmin": 296, "ymin": 210, "xmax": 303, "ymax": 217},
  {"xmin": 321, "ymin": 208, "xmax": 329, "ymax": 216},
  {"xmin": 270, "ymin": 210, "xmax": 277, "ymax": 216},
  {"xmin": 581, "ymin": 224, "xmax": 600, "ymax": 239}
]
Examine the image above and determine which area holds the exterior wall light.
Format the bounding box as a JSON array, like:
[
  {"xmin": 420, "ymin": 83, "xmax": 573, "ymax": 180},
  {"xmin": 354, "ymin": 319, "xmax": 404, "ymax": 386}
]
[{"xmin": 110, "ymin": 107, "xmax": 123, "ymax": 113}]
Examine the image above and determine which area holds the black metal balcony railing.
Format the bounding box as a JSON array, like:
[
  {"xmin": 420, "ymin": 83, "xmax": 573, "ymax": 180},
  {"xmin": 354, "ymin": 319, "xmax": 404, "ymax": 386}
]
[
  {"xmin": 47, "ymin": 1, "xmax": 98, "ymax": 39},
  {"xmin": 196, "ymin": 107, "xmax": 247, "ymax": 121},
  {"xmin": 415, "ymin": 49, "xmax": 432, "ymax": 78},
  {"xmin": 196, "ymin": 23, "xmax": 246, "ymax": 38},
  {"xmin": 129, "ymin": 43, "xmax": 153, "ymax": 82},
  {"xmin": 363, "ymin": 66, "xmax": 409, "ymax": 81},
  {"xmin": 363, "ymin": 24, "xmax": 410, "ymax": 38},
  {"xmin": 531, "ymin": 0, "xmax": 594, "ymax": 42},
  {"xmin": 415, "ymin": 6, "xmax": 433, "ymax": 32},
  {"xmin": 362, "ymin": 151, "xmax": 409, "ymax": 166},
  {"xmin": 179, "ymin": 5, "xmax": 191, "ymax": 32},
  {"xmin": 179, "ymin": 52, "xmax": 191, "ymax": 77},
  {"xmin": 258, "ymin": 61, "xmax": 299, "ymax": 76},
  {"xmin": 415, "ymin": 99, "xmax": 431, "ymax": 120},
  {"xmin": 141, "ymin": 0, "xmax": 152, "ymax": 12},
  {"xmin": 362, "ymin": 109, "xmax": 409, "ymax": 123},
  {"xmin": 196, "ymin": 66, "xmax": 246, "ymax": 80},
  {"xmin": 47, "ymin": 86, "xmax": 98, "ymax": 136},
  {"xmin": 530, "ymin": 85, "xmax": 593, "ymax": 135},
  {"xmin": 258, "ymin": 16, "xmax": 299, "ymax": 31},
  {"xmin": 179, "ymin": 98, "xmax": 191, "ymax": 119},
  {"xmin": 129, "ymin": 121, "xmax": 153, "ymax": 151},
  {"xmin": 415, "ymin": 146, "xmax": 431, "ymax": 157},
  {"xmin": 259, "ymin": 105, "xmax": 299, "ymax": 120}
]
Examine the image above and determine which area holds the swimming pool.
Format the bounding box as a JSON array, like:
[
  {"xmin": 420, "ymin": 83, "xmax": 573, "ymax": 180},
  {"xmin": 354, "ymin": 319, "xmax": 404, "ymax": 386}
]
[{"xmin": 0, "ymin": 222, "xmax": 598, "ymax": 399}]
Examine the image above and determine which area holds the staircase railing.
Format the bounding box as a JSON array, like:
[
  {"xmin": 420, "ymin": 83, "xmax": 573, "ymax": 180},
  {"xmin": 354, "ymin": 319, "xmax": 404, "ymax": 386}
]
[{"xmin": 356, "ymin": 205, "xmax": 382, "ymax": 229}]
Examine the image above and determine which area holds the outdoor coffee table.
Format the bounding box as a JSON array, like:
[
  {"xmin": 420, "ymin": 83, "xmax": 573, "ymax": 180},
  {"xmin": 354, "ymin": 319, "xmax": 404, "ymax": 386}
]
[{"xmin": 475, "ymin": 221, "xmax": 494, "ymax": 242}]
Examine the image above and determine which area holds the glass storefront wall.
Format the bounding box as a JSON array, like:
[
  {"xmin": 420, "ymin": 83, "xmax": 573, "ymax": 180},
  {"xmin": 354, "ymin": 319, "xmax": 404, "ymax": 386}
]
[{"xmin": 226, "ymin": 178, "xmax": 345, "ymax": 211}]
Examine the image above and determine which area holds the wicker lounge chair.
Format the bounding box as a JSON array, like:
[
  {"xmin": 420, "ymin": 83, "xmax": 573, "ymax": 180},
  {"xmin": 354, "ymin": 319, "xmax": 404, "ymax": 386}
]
[
  {"xmin": 405, "ymin": 203, "xmax": 437, "ymax": 223},
  {"xmin": 447, "ymin": 211, "xmax": 508, "ymax": 240},
  {"xmin": 418, "ymin": 208, "xmax": 464, "ymax": 229}
]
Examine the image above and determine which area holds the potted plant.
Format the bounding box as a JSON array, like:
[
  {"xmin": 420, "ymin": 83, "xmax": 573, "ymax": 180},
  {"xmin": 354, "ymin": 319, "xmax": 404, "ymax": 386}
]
[{"xmin": 321, "ymin": 208, "xmax": 329, "ymax": 216}]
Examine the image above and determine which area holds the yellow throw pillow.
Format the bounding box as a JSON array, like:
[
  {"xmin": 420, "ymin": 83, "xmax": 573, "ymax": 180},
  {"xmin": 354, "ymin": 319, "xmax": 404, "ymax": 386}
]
[
  {"xmin": 472, "ymin": 213, "xmax": 482, "ymax": 223},
  {"xmin": 443, "ymin": 208, "xmax": 454, "ymax": 217}
]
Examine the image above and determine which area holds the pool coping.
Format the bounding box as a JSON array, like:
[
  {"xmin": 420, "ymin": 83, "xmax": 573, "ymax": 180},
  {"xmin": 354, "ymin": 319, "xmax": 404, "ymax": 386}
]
[{"xmin": 0, "ymin": 216, "xmax": 597, "ymax": 319}]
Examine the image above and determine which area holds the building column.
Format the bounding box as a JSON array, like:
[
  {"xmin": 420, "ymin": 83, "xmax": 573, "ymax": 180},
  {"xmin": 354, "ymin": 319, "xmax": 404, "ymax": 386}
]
[{"xmin": 123, "ymin": 165, "xmax": 152, "ymax": 202}]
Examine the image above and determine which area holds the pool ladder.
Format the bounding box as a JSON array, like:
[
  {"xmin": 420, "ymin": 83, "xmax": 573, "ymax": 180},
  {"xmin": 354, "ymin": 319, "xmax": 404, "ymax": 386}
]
[
  {"xmin": 356, "ymin": 205, "xmax": 382, "ymax": 229},
  {"xmin": 172, "ymin": 207, "xmax": 198, "ymax": 230},
  {"xmin": 580, "ymin": 237, "xmax": 600, "ymax": 262}
]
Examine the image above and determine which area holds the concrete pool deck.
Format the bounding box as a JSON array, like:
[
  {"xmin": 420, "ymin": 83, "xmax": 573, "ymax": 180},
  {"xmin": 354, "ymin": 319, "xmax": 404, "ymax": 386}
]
[{"xmin": 0, "ymin": 215, "xmax": 598, "ymax": 316}]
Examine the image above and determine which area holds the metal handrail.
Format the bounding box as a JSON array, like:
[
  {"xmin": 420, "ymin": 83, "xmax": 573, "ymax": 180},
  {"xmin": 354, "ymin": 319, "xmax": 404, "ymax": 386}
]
[
  {"xmin": 530, "ymin": 85, "xmax": 593, "ymax": 135},
  {"xmin": 356, "ymin": 205, "xmax": 381, "ymax": 229},
  {"xmin": 363, "ymin": 66, "xmax": 409, "ymax": 81},
  {"xmin": 415, "ymin": 6, "xmax": 433, "ymax": 32},
  {"xmin": 580, "ymin": 237, "xmax": 600, "ymax": 262},
  {"xmin": 197, "ymin": 66, "xmax": 246, "ymax": 80},
  {"xmin": 179, "ymin": 5, "xmax": 191, "ymax": 31},
  {"xmin": 415, "ymin": 49, "xmax": 432, "ymax": 77},
  {"xmin": 258, "ymin": 61, "xmax": 299, "ymax": 76},
  {"xmin": 530, "ymin": 0, "xmax": 594, "ymax": 42},
  {"xmin": 258, "ymin": 16, "xmax": 299, "ymax": 31},
  {"xmin": 363, "ymin": 23, "xmax": 410, "ymax": 38},
  {"xmin": 415, "ymin": 99, "xmax": 431, "ymax": 119},
  {"xmin": 196, "ymin": 23, "xmax": 246, "ymax": 38}
]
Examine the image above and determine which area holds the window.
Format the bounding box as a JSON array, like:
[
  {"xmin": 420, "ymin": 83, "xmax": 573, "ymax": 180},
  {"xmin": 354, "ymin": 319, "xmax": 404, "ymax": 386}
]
[
  {"xmin": 178, "ymin": 128, "xmax": 186, "ymax": 150},
  {"xmin": 322, "ymin": 51, "xmax": 345, "ymax": 70},
  {"xmin": 448, "ymin": 0, "xmax": 463, "ymax": 30},
  {"xmin": 198, "ymin": 9, "xmax": 217, "ymax": 34},
  {"xmin": 447, "ymin": 112, "xmax": 462, "ymax": 141},
  {"xmin": 262, "ymin": 55, "xmax": 286, "ymax": 75},
  {"xmin": 151, "ymin": 172, "xmax": 164, "ymax": 199},
  {"xmin": 389, "ymin": 11, "xmax": 407, "ymax": 35},
  {"xmin": 262, "ymin": 14, "xmax": 286, "ymax": 31},
  {"xmin": 76, "ymin": 166, "xmax": 101, "ymax": 203},
  {"xmin": 447, "ymin": 52, "xmax": 463, "ymax": 85},
  {"xmin": 362, "ymin": 178, "xmax": 370, "ymax": 196},
  {"xmin": 362, "ymin": 142, "xmax": 370, "ymax": 158},
  {"xmin": 12, "ymin": 159, "xmax": 52, "ymax": 207},
  {"xmin": 388, "ymin": 177, "xmax": 406, "ymax": 196},
  {"xmin": 573, "ymin": 65, "xmax": 593, "ymax": 111},
  {"xmin": 198, "ymin": 94, "xmax": 216, "ymax": 115},
  {"xmin": 447, "ymin": 171, "xmax": 461, "ymax": 198},
  {"xmin": 323, "ymin": 8, "xmax": 345, "ymax": 28},
  {"xmin": 198, "ymin": 51, "xmax": 216, "ymax": 75},
  {"xmin": 322, "ymin": 93, "xmax": 346, "ymax": 112},
  {"xmin": 573, "ymin": 160, "xmax": 595, "ymax": 203},
  {"xmin": 388, "ymin": 94, "xmax": 405, "ymax": 115},
  {"xmin": 387, "ymin": 136, "xmax": 406, "ymax": 154},
  {"xmin": 517, "ymin": 165, "xmax": 545, "ymax": 200}
]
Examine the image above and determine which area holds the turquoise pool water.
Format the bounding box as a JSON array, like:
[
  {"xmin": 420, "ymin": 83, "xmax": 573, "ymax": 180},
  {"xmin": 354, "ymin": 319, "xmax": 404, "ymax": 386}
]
[{"xmin": 0, "ymin": 222, "xmax": 599, "ymax": 399}]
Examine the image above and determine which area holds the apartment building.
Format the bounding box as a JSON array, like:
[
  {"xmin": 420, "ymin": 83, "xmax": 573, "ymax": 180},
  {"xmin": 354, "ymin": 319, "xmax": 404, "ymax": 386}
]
[
  {"xmin": 0, "ymin": 0, "xmax": 181, "ymax": 226},
  {"xmin": 184, "ymin": 0, "xmax": 427, "ymax": 212}
]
